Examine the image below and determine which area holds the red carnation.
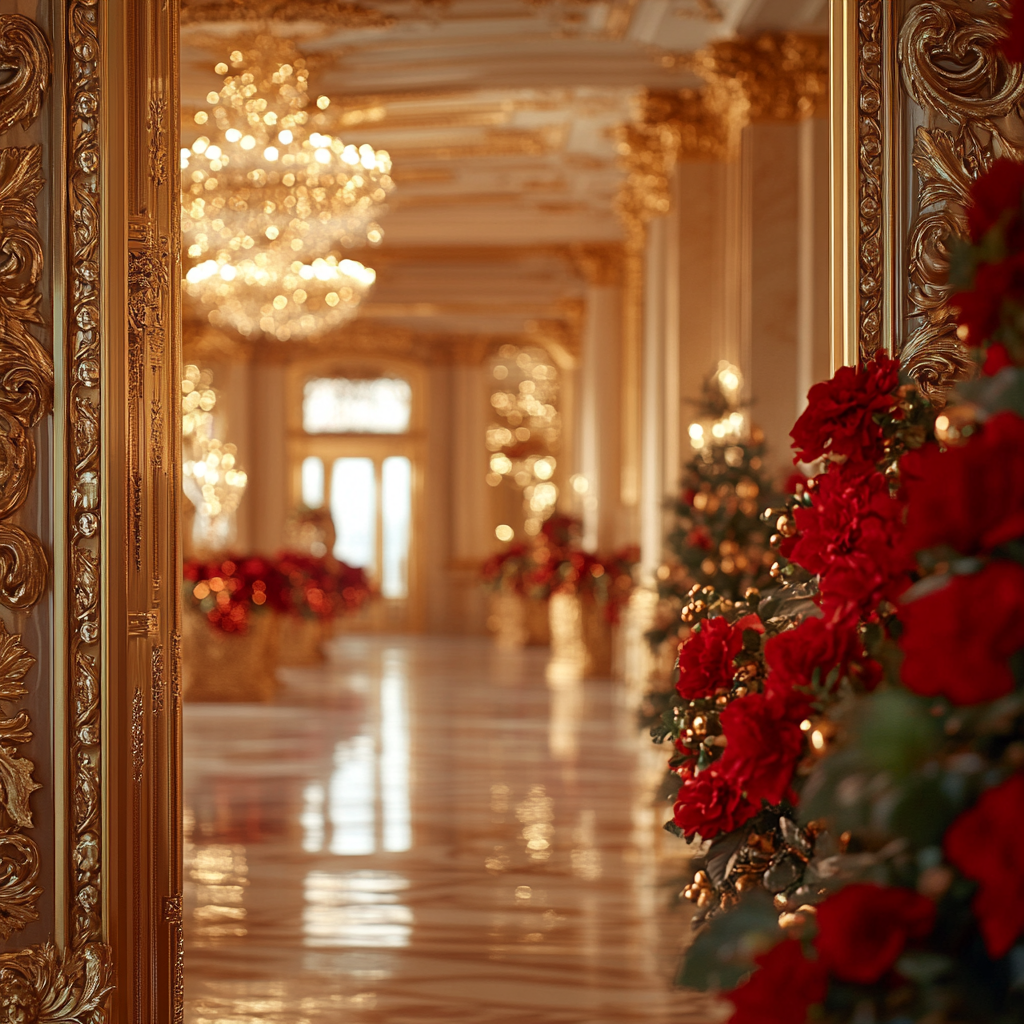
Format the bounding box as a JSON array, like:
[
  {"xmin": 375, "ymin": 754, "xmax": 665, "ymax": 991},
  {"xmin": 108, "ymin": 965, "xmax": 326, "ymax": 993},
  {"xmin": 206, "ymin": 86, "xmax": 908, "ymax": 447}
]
[
  {"xmin": 765, "ymin": 616, "xmax": 881, "ymax": 701},
  {"xmin": 718, "ymin": 691, "xmax": 806, "ymax": 805},
  {"xmin": 790, "ymin": 352, "xmax": 899, "ymax": 470},
  {"xmin": 900, "ymin": 561, "xmax": 1024, "ymax": 705},
  {"xmin": 672, "ymin": 767, "xmax": 759, "ymax": 840},
  {"xmin": 727, "ymin": 939, "xmax": 827, "ymax": 1024},
  {"xmin": 677, "ymin": 614, "xmax": 763, "ymax": 700},
  {"xmin": 945, "ymin": 773, "xmax": 1024, "ymax": 958},
  {"xmin": 904, "ymin": 412, "xmax": 1024, "ymax": 557},
  {"xmin": 814, "ymin": 883, "xmax": 935, "ymax": 985},
  {"xmin": 783, "ymin": 466, "xmax": 912, "ymax": 623}
]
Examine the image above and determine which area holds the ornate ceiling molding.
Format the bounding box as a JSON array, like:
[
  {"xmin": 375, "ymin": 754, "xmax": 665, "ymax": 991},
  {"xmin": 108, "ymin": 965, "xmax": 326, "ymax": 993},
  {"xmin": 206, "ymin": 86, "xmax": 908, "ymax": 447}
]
[{"xmin": 180, "ymin": 0, "xmax": 397, "ymax": 27}]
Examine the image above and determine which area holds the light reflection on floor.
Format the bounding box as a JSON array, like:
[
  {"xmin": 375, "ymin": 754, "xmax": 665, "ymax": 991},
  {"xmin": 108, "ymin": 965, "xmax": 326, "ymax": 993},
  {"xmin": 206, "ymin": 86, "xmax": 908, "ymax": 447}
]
[{"xmin": 184, "ymin": 637, "xmax": 723, "ymax": 1024}]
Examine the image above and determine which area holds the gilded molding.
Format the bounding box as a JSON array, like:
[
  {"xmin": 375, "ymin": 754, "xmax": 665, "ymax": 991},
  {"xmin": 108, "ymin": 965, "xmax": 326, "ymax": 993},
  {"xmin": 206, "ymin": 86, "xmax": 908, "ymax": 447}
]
[
  {"xmin": 897, "ymin": 0, "xmax": 1016, "ymax": 397},
  {"xmin": 180, "ymin": 0, "xmax": 397, "ymax": 26},
  {"xmin": 855, "ymin": 0, "xmax": 884, "ymax": 360},
  {"xmin": 0, "ymin": 16, "xmax": 51, "ymax": 137},
  {"xmin": 65, "ymin": 2, "xmax": 115, "ymax": 1010}
]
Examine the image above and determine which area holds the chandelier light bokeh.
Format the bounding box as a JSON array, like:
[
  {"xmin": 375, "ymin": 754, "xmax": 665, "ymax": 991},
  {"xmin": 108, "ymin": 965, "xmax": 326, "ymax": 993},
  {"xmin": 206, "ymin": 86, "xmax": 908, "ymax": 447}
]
[
  {"xmin": 180, "ymin": 41, "xmax": 394, "ymax": 341},
  {"xmin": 485, "ymin": 345, "xmax": 562, "ymax": 537},
  {"xmin": 182, "ymin": 365, "xmax": 248, "ymax": 551}
]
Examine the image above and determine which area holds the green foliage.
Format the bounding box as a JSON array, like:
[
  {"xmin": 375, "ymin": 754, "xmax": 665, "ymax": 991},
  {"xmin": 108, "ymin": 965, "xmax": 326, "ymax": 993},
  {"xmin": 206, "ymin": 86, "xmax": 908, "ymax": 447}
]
[{"xmin": 676, "ymin": 890, "xmax": 781, "ymax": 992}]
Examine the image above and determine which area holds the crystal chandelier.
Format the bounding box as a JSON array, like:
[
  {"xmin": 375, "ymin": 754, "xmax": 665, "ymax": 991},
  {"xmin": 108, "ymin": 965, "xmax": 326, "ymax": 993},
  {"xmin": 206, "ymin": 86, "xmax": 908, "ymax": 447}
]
[{"xmin": 180, "ymin": 40, "xmax": 394, "ymax": 341}]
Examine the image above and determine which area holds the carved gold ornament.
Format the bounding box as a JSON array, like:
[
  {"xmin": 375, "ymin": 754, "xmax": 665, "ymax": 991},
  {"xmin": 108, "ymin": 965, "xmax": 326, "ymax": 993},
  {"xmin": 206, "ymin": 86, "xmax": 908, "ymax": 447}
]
[
  {"xmin": 0, "ymin": 621, "xmax": 41, "ymax": 941},
  {"xmin": 896, "ymin": 0, "xmax": 1020, "ymax": 397},
  {"xmin": 0, "ymin": 16, "xmax": 51, "ymax": 138}
]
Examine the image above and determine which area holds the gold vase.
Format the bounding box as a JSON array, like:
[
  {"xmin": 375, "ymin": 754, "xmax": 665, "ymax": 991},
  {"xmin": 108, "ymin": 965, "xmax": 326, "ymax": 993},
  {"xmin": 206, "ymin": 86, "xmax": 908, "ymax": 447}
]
[
  {"xmin": 489, "ymin": 592, "xmax": 528, "ymax": 649},
  {"xmin": 275, "ymin": 615, "xmax": 328, "ymax": 666},
  {"xmin": 548, "ymin": 592, "xmax": 613, "ymax": 679},
  {"xmin": 182, "ymin": 609, "xmax": 278, "ymax": 702},
  {"xmin": 525, "ymin": 596, "xmax": 551, "ymax": 646}
]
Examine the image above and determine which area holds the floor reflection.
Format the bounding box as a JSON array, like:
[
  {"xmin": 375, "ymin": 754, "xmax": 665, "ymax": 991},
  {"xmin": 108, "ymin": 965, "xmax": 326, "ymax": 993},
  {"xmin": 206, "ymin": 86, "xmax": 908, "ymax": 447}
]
[{"xmin": 184, "ymin": 637, "xmax": 722, "ymax": 1023}]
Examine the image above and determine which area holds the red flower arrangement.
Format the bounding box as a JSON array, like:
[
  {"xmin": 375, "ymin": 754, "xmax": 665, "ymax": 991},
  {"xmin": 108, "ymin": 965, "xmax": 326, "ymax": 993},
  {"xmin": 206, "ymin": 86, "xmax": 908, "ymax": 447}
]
[
  {"xmin": 728, "ymin": 884, "xmax": 934, "ymax": 1023},
  {"xmin": 481, "ymin": 517, "xmax": 637, "ymax": 622},
  {"xmin": 184, "ymin": 553, "xmax": 371, "ymax": 634},
  {"xmin": 944, "ymin": 773, "xmax": 1024, "ymax": 958},
  {"xmin": 781, "ymin": 456, "xmax": 913, "ymax": 624},
  {"xmin": 671, "ymin": 145, "xmax": 1024, "ymax": 1023}
]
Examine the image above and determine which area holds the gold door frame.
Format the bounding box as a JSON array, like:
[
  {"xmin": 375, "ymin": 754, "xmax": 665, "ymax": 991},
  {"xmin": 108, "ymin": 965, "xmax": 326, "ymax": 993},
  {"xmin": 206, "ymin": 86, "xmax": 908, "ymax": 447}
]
[
  {"xmin": 831, "ymin": 0, "xmax": 1020, "ymax": 393},
  {"xmin": 0, "ymin": 1, "xmax": 180, "ymax": 1019}
]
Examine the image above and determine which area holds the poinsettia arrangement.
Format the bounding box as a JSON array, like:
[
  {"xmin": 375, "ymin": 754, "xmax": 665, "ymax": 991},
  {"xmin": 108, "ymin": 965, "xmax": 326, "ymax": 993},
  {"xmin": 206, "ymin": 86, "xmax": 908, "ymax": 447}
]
[
  {"xmin": 184, "ymin": 553, "xmax": 372, "ymax": 634},
  {"xmin": 482, "ymin": 515, "xmax": 637, "ymax": 621},
  {"xmin": 661, "ymin": 157, "xmax": 1024, "ymax": 1023}
]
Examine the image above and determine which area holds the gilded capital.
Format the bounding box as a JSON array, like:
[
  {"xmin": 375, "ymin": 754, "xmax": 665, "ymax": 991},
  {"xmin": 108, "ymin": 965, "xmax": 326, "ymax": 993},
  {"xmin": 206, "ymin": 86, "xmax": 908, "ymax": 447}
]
[
  {"xmin": 691, "ymin": 32, "xmax": 829, "ymax": 130},
  {"xmin": 613, "ymin": 114, "xmax": 680, "ymax": 247},
  {"xmin": 569, "ymin": 243, "xmax": 624, "ymax": 287}
]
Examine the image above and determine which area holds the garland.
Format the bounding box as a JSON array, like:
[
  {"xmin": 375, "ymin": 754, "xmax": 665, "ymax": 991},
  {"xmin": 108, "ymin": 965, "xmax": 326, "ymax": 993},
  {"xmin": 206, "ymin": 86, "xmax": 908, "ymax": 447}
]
[{"xmin": 663, "ymin": 157, "xmax": 1024, "ymax": 1022}]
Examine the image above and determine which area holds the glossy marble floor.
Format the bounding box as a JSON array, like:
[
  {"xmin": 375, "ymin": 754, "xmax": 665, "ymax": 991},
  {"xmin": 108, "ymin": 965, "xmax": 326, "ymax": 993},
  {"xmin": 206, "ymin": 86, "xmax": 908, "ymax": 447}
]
[{"xmin": 183, "ymin": 636, "xmax": 724, "ymax": 1024}]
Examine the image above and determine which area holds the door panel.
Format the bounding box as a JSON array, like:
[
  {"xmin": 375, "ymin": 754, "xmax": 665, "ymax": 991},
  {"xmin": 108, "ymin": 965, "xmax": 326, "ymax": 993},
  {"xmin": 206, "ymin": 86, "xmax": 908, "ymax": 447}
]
[{"xmin": 0, "ymin": 1, "xmax": 180, "ymax": 1019}]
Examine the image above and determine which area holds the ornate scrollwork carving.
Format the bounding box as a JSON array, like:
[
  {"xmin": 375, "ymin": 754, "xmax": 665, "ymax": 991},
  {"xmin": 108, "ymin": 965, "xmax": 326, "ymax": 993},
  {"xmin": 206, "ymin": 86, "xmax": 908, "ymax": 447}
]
[
  {"xmin": 0, "ymin": 621, "xmax": 41, "ymax": 941},
  {"xmin": 0, "ymin": 16, "xmax": 51, "ymax": 137},
  {"xmin": 0, "ymin": 32, "xmax": 51, "ymax": 960},
  {"xmin": 0, "ymin": 943, "xmax": 112, "ymax": 1022},
  {"xmin": 897, "ymin": 0, "xmax": 1021, "ymax": 398}
]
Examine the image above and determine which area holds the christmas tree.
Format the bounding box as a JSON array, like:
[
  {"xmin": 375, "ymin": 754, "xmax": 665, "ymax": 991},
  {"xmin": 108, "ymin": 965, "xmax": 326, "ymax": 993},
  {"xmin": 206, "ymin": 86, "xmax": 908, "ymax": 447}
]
[
  {"xmin": 650, "ymin": 363, "xmax": 778, "ymax": 645},
  {"xmin": 641, "ymin": 363, "xmax": 779, "ymax": 727}
]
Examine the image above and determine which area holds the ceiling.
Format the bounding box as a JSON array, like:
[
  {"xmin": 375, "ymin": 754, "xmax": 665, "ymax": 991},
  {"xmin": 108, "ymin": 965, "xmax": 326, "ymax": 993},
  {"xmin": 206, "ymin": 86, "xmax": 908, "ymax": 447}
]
[{"xmin": 179, "ymin": 0, "xmax": 829, "ymax": 347}]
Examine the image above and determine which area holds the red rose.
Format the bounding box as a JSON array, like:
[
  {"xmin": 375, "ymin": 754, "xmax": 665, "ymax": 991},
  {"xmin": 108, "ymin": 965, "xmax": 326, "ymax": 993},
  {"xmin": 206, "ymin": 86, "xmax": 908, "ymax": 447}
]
[
  {"xmin": 677, "ymin": 614, "xmax": 763, "ymax": 700},
  {"xmin": 945, "ymin": 774, "xmax": 1024, "ymax": 958},
  {"xmin": 765, "ymin": 616, "xmax": 881, "ymax": 701},
  {"xmin": 900, "ymin": 561, "xmax": 1024, "ymax": 705},
  {"xmin": 783, "ymin": 466, "xmax": 912, "ymax": 622},
  {"xmin": 965, "ymin": 158, "xmax": 1024, "ymax": 245},
  {"xmin": 727, "ymin": 939, "xmax": 827, "ymax": 1024},
  {"xmin": 790, "ymin": 352, "xmax": 899, "ymax": 469},
  {"xmin": 952, "ymin": 253, "xmax": 1024, "ymax": 350},
  {"xmin": 904, "ymin": 413, "xmax": 1024, "ymax": 557},
  {"xmin": 718, "ymin": 690, "xmax": 806, "ymax": 805},
  {"xmin": 815, "ymin": 883, "xmax": 935, "ymax": 985},
  {"xmin": 672, "ymin": 767, "xmax": 759, "ymax": 840}
]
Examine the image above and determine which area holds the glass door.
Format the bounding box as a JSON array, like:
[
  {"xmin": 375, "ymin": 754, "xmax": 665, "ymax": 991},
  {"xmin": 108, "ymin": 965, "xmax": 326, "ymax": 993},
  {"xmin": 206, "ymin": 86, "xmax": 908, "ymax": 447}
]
[{"xmin": 298, "ymin": 448, "xmax": 417, "ymax": 628}]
